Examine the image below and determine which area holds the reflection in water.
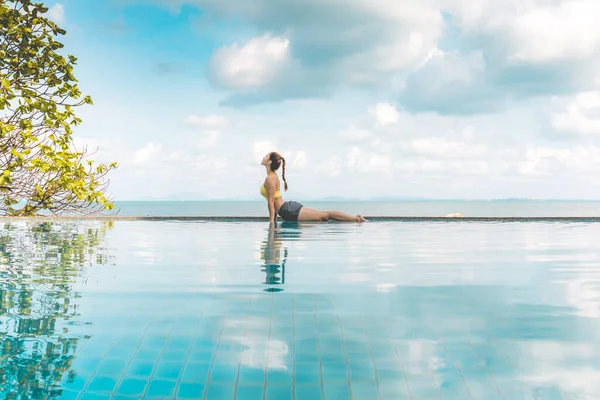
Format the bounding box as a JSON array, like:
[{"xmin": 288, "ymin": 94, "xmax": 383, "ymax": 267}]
[
  {"xmin": 0, "ymin": 221, "xmax": 113, "ymax": 399},
  {"xmin": 259, "ymin": 222, "xmax": 305, "ymax": 292},
  {"xmin": 260, "ymin": 224, "xmax": 287, "ymax": 292}
]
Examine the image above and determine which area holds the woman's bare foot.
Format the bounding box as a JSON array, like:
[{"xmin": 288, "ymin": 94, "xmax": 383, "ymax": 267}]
[{"xmin": 356, "ymin": 214, "xmax": 367, "ymax": 222}]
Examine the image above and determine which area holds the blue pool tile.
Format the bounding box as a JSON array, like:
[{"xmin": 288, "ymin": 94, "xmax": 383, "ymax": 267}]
[
  {"xmin": 78, "ymin": 392, "xmax": 112, "ymax": 400},
  {"xmin": 141, "ymin": 334, "xmax": 170, "ymax": 348},
  {"xmin": 321, "ymin": 353, "xmax": 347, "ymax": 364},
  {"xmin": 79, "ymin": 345, "xmax": 111, "ymax": 358},
  {"xmin": 71, "ymin": 357, "xmax": 102, "ymax": 374},
  {"xmin": 462, "ymin": 378, "xmax": 502, "ymax": 400},
  {"xmin": 349, "ymin": 363, "xmax": 376, "ymax": 380},
  {"xmin": 266, "ymin": 368, "xmax": 292, "ymax": 384},
  {"xmin": 319, "ymin": 336, "xmax": 344, "ymax": 353},
  {"xmin": 214, "ymin": 349, "xmax": 242, "ymax": 365},
  {"xmin": 379, "ymin": 379, "xmax": 410, "ymax": 398},
  {"xmin": 206, "ymin": 382, "xmax": 235, "ymax": 400},
  {"xmin": 407, "ymin": 376, "xmax": 440, "ymax": 398},
  {"xmin": 317, "ymin": 323, "xmax": 341, "ymax": 335},
  {"xmin": 351, "ymin": 380, "xmax": 380, "ymax": 399},
  {"xmin": 484, "ymin": 358, "xmax": 515, "ymax": 374},
  {"xmin": 295, "ymin": 338, "xmax": 319, "ymax": 350},
  {"xmin": 161, "ymin": 347, "xmax": 190, "ymax": 361},
  {"xmin": 295, "ymin": 362, "xmax": 322, "ymax": 384},
  {"xmin": 116, "ymin": 377, "xmax": 148, "ymax": 396},
  {"xmin": 323, "ymin": 381, "xmax": 351, "ymax": 400},
  {"xmin": 294, "ymin": 327, "xmax": 318, "ymax": 339},
  {"xmin": 346, "ymin": 352, "xmax": 373, "ymax": 365},
  {"xmin": 322, "ymin": 362, "xmax": 349, "ymax": 381},
  {"xmin": 146, "ymin": 379, "xmax": 177, "ymax": 397},
  {"xmin": 177, "ymin": 382, "xmax": 206, "ymax": 398},
  {"xmin": 135, "ymin": 347, "xmax": 163, "ymax": 360},
  {"xmin": 180, "ymin": 362, "xmax": 211, "ymax": 383},
  {"xmin": 438, "ymin": 380, "xmax": 473, "ymax": 400},
  {"xmin": 492, "ymin": 376, "xmax": 525, "ymax": 396},
  {"xmin": 168, "ymin": 335, "xmax": 194, "ymax": 349},
  {"xmin": 265, "ymin": 384, "xmax": 293, "ymax": 400},
  {"xmin": 187, "ymin": 347, "xmax": 216, "ymax": 363},
  {"xmin": 194, "ymin": 328, "xmax": 221, "ymax": 343},
  {"xmin": 112, "ymin": 335, "xmax": 141, "ymax": 348},
  {"xmin": 61, "ymin": 374, "xmax": 88, "ymax": 391},
  {"xmin": 235, "ymin": 384, "xmax": 264, "ymax": 400},
  {"xmin": 154, "ymin": 359, "xmax": 184, "ymax": 380},
  {"xmin": 377, "ymin": 367, "xmax": 404, "ymax": 381},
  {"xmin": 126, "ymin": 359, "xmax": 155, "ymax": 377},
  {"xmin": 238, "ymin": 366, "xmax": 265, "ymax": 384},
  {"xmin": 86, "ymin": 375, "xmax": 118, "ymax": 392},
  {"xmin": 217, "ymin": 341, "xmax": 245, "ymax": 354},
  {"xmin": 295, "ymin": 383, "xmax": 323, "ymax": 400},
  {"xmin": 294, "ymin": 352, "xmax": 320, "ymax": 364},
  {"xmin": 95, "ymin": 357, "xmax": 130, "ymax": 377},
  {"xmin": 210, "ymin": 363, "xmax": 239, "ymax": 383},
  {"xmin": 57, "ymin": 389, "xmax": 80, "ymax": 400},
  {"xmin": 106, "ymin": 347, "xmax": 137, "ymax": 361}
]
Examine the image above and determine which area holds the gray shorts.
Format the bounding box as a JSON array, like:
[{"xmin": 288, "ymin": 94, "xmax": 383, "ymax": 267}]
[{"xmin": 278, "ymin": 201, "xmax": 303, "ymax": 221}]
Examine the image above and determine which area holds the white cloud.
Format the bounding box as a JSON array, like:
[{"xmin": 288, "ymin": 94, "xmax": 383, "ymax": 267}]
[
  {"xmin": 315, "ymin": 156, "xmax": 342, "ymax": 177},
  {"xmin": 291, "ymin": 150, "xmax": 307, "ymax": 170},
  {"xmin": 195, "ymin": 130, "xmax": 220, "ymax": 150},
  {"xmin": 398, "ymin": 50, "xmax": 496, "ymax": 114},
  {"xmin": 193, "ymin": 0, "xmax": 443, "ymax": 105},
  {"xmin": 551, "ymin": 92, "xmax": 600, "ymax": 135},
  {"xmin": 133, "ymin": 142, "xmax": 162, "ymax": 165},
  {"xmin": 209, "ymin": 34, "xmax": 290, "ymax": 89},
  {"xmin": 184, "ymin": 114, "xmax": 229, "ymax": 129},
  {"xmin": 337, "ymin": 126, "xmax": 373, "ymax": 141},
  {"xmin": 517, "ymin": 145, "xmax": 600, "ymax": 177},
  {"xmin": 503, "ymin": 0, "xmax": 600, "ymax": 63},
  {"xmin": 400, "ymin": 137, "xmax": 488, "ymax": 159},
  {"xmin": 368, "ymin": 103, "xmax": 400, "ymax": 127},
  {"xmin": 253, "ymin": 140, "xmax": 276, "ymax": 163},
  {"xmin": 188, "ymin": 154, "xmax": 228, "ymax": 171},
  {"xmin": 346, "ymin": 147, "xmax": 391, "ymax": 173},
  {"xmin": 394, "ymin": 159, "xmax": 490, "ymax": 176},
  {"xmin": 47, "ymin": 3, "xmax": 65, "ymax": 25},
  {"xmin": 447, "ymin": 0, "xmax": 600, "ymax": 62}
]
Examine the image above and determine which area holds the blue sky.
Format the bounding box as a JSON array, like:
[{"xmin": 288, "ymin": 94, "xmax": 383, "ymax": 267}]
[{"xmin": 45, "ymin": 0, "xmax": 600, "ymax": 200}]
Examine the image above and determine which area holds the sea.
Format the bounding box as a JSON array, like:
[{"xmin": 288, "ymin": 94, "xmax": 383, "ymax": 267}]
[{"xmin": 108, "ymin": 200, "xmax": 600, "ymax": 217}]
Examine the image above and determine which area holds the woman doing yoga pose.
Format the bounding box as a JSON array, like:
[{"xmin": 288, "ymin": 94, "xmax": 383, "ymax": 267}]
[{"xmin": 260, "ymin": 152, "xmax": 367, "ymax": 223}]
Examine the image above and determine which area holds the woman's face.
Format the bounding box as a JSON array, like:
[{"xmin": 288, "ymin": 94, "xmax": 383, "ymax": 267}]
[{"xmin": 261, "ymin": 153, "xmax": 272, "ymax": 167}]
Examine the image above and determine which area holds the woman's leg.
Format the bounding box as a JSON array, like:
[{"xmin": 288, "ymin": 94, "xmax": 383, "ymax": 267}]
[{"xmin": 297, "ymin": 207, "xmax": 366, "ymax": 222}]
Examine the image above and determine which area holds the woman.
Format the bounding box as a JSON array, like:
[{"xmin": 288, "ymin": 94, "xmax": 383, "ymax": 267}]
[{"xmin": 260, "ymin": 152, "xmax": 367, "ymax": 223}]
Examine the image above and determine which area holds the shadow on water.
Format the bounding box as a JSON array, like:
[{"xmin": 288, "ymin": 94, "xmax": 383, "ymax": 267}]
[{"xmin": 0, "ymin": 221, "xmax": 114, "ymax": 399}]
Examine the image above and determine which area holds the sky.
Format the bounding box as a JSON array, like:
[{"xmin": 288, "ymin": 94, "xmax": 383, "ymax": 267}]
[{"xmin": 42, "ymin": 0, "xmax": 600, "ymax": 200}]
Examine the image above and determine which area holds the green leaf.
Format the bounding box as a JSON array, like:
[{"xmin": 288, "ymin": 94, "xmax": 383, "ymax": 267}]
[{"xmin": 0, "ymin": 0, "xmax": 117, "ymax": 216}]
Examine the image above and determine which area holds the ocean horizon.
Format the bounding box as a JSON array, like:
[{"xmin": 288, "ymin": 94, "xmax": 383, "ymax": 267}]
[{"xmin": 107, "ymin": 199, "xmax": 600, "ymax": 217}]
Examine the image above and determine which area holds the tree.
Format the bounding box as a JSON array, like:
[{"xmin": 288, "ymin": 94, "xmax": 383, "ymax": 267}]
[{"xmin": 0, "ymin": 0, "xmax": 117, "ymax": 216}]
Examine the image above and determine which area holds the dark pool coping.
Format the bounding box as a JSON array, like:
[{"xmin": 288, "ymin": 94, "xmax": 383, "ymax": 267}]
[{"xmin": 1, "ymin": 216, "xmax": 600, "ymax": 222}]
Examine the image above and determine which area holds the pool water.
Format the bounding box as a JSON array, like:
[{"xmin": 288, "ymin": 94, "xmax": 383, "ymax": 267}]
[{"xmin": 1, "ymin": 220, "xmax": 599, "ymax": 399}]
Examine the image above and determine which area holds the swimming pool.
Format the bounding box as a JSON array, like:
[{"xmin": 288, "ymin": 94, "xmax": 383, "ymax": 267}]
[{"xmin": 1, "ymin": 220, "xmax": 599, "ymax": 399}]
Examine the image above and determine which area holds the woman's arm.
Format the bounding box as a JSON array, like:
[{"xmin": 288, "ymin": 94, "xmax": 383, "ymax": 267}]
[{"xmin": 264, "ymin": 176, "xmax": 277, "ymax": 223}]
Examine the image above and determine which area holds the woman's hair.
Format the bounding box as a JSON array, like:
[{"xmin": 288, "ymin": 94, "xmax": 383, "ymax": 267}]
[{"xmin": 269, "ymin": 152, "xmax": 288, "ymax": 191}]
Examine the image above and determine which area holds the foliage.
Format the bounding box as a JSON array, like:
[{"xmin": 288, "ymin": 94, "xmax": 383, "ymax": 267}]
[{"xmin": 0, "ymin": 0, "xmax": 117, "ymax": 216}]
